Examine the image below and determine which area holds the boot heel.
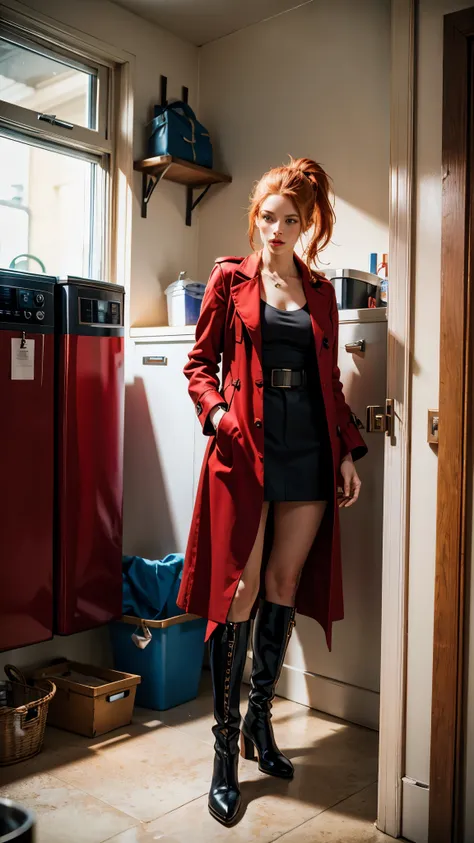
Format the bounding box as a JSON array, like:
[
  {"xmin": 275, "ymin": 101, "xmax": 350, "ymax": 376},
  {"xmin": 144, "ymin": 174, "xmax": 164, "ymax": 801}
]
[{"xmin": 240, "ymin": 732, "xmax": 256, "ymax": 761}]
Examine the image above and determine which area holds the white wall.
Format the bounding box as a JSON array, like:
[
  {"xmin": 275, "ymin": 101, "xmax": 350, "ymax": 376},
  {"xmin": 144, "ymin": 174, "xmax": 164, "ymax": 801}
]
[
  {"xmin": 197, "ymin": 0, "xmax": 390, "ymax": 279},
  {"xmin": 0, "ymin": 0, "xmax": 199, "ymax": 674}
]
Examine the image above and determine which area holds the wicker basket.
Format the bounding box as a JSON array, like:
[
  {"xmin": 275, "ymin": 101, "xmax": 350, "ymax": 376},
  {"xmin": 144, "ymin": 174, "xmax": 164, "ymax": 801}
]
[{"xmin": 0, "ymin": 665, "xmax": 56, "ymax": 767}]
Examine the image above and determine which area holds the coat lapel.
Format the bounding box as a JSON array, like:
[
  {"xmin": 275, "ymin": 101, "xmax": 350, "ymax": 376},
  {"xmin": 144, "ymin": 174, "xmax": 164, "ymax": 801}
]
[
  {"xmin": 230, "ymin": 252, "xmax": 263, "ymax": 362},
  {"xmin": 230, "ymin": 250, "xmax": 326, "ymax": 364}
]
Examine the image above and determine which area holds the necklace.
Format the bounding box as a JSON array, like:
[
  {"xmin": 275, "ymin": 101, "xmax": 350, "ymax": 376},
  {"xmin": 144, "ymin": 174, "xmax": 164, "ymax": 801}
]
[{"xmin": 261, "ymin": 269, "xmax": 298, "ymax": 289}]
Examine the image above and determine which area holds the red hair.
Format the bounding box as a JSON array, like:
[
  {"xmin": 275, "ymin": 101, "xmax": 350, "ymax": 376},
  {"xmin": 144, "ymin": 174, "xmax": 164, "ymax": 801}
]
[{"xmin": 248, "ymin": 156, "xmax": 335, "ymax": 271}]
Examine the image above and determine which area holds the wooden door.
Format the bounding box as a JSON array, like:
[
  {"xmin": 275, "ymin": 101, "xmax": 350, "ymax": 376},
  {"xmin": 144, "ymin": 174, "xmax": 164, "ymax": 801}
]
[{"xmin": 430, "ymin": 7, "xmax": 474, "ymax": 842}]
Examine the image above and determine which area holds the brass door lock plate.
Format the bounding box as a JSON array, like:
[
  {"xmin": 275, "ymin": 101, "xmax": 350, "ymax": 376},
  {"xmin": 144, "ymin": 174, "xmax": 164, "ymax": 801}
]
[
  {"xmin": 366, "ymin": 399, "xmax": 394, "ymax": 436},
  {"xmin": 428, "ymin": 409, "xmax": 439, "ymax": 444}
]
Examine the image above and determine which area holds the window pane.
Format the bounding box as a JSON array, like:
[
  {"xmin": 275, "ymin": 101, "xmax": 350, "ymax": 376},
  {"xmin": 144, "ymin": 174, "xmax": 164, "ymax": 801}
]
[
  {"xmin": 0, "ymin": 134, "xmax": 102, "ymax": 278},
  {"xmin": 0, "ymin": 36, "xmax": 96, "ymax": 130}
]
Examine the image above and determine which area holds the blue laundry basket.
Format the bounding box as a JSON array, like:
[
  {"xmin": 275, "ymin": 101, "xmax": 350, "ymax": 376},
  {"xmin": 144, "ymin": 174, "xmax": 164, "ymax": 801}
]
[{"xmin": 109, "ymin": 613, "xmax": 206, "ymax": 710}]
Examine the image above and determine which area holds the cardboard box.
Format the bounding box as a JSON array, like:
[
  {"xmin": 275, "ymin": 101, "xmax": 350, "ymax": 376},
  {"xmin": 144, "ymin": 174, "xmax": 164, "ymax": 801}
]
[{"xmin": 27, "ymin": 660, "xmax": 141, "ymax": 738}]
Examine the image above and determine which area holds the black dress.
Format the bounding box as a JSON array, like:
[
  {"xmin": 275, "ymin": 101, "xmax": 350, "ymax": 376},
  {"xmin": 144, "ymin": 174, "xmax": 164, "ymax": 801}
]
[{"xmin": 261, "ymin": 298, "xmax": 332, "ymax": 502}]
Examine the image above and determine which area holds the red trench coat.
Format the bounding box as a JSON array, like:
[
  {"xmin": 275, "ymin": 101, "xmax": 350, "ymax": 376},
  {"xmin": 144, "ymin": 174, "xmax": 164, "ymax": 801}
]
[{"xmin": 176, "ymin": 250, "xmax": 368, "ymax": 649}]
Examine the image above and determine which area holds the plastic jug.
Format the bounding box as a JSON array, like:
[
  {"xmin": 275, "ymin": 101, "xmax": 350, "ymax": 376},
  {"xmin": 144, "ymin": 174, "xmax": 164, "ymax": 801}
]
[{"xmin": 165, "ymin": 272, "xmax": 205, "ymax": 327}]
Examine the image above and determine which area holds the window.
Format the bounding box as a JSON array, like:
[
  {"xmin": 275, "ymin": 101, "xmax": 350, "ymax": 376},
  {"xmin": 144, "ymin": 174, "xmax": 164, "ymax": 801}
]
[
  {"xmin": 0, "ymin": 133, "xmax": 105, "ymax": 277},
  {"xmin": 0, "ymin": 21, "xmax": 113, "ymax": 279},
  {"xmin": 0, "ymin": 39, "xmax": 97, "ymax": 130}
]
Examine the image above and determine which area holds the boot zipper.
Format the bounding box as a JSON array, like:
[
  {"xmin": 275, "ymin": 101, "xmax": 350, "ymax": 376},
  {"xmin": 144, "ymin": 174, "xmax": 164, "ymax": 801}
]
[
  {"xmin": 222, "ymin": 623, "xmax": 236, "ymax": 738},
  {"xmin": 274, "ymin": 610, "xmax": 296, "ymax": 690}
]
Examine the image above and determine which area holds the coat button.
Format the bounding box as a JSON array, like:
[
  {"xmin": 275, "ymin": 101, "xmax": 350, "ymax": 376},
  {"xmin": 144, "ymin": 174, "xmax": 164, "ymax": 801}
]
[
  {"xmin": 196, "ymin": 401, "xmax": 203, "ymax": 416},
  {"xmin": 254, "ymin": 419, "xmax": 262, "ymax": 428}
]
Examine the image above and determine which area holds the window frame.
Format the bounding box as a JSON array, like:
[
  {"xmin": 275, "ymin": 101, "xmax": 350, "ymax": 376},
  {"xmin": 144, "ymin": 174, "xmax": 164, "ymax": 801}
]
[
  {"xmin": 0, "ymin": 22, "xmax": 112, "ymax": 153},
  {"xmin": 0, "ymin": 1, "xmax": 133, "ymax": 292},
  {"xmin": 1, "ymin": 124, "xmax": 110, "ymax": 279},
  {"xmin": 0, "ymin": 13, "xmax": 116, "ymax": 280}
]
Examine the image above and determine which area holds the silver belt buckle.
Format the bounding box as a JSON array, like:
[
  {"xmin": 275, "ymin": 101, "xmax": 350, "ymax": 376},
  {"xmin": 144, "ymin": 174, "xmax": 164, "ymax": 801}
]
[{"xmin": 271, "ymin": 368, "xmax": 292, "ymax": 388}]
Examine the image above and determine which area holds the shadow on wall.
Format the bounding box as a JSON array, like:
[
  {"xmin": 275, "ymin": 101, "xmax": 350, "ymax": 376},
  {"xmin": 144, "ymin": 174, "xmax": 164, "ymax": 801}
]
[
  {"xmin": 196, "ymin": 0, "xmax": 390, "ymax": 274},
  {"xmin": 0, "ymin": 625, "xmax": 113, "ymax": 676},
  {"xmin": 123, "ymin": 377, "xmax": 176, "ymax": 559}
]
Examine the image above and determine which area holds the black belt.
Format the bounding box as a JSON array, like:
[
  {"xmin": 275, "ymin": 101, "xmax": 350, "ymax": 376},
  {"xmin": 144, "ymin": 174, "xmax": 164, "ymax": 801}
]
[{"xmin": 263, "ymin": 367, "xmax": 307, "ymax": 388}]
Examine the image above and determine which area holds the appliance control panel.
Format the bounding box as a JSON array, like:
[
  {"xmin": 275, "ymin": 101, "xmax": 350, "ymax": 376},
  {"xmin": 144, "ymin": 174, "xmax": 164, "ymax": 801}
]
[
  {"xmin": 0, "ymin": 284, "xmax": 54, "ymax": 327},
  {"xmin": 58, "ymin": 278, "xmax": 125, "ymax": 336},
  {"xmin": 79, "ymin": 297, "xmax": 122, "ymax": 327}
]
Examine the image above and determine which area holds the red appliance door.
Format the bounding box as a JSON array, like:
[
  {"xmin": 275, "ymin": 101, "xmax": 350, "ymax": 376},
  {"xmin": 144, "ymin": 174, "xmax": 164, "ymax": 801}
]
[
  {"xmin": 0, "ymin": 332, "xmax": 54, "ymax": 651},
  {"xmin": 56, "ymin": 334, "xmax": 124, "ymax": 634}
]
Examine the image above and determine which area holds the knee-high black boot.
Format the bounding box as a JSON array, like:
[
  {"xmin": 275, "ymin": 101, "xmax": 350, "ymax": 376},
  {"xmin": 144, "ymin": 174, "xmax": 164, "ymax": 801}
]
[
  {"xmin": 208, "ymin": 620, "xmax": 251, "ymax": 825},
  {"xmin": 240, "ymin": 600, "xmax": 296, "ymax": 779}
]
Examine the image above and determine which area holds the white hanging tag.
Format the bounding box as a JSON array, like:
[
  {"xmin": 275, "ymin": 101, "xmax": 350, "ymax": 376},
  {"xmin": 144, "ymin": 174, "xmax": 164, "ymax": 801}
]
[
  {"xmin": 131, "ymin": 622, "xmax": 152, "ymax": 649},
  {"xmin": 11, "ymin": 338, "xmax": 35, "ymax": 380}
]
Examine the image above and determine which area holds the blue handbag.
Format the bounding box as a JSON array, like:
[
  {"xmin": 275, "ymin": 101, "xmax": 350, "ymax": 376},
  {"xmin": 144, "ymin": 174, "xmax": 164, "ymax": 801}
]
[{"xmin": 147, "ymin": 100, "xmax": 213, "ymax": 168}]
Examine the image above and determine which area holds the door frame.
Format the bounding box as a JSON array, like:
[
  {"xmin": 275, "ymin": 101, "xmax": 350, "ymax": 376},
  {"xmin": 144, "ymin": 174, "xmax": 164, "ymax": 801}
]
[
  {"xmin": 376, "ymin": 0, "xmax": 415, "ymax": 837},
  {"xmin": 429, "ymin": 7, "xmax": 474, "ymax": 843}
]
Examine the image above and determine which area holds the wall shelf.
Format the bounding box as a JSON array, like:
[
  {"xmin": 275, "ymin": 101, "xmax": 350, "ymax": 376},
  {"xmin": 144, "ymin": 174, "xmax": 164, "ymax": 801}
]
[{"xmin": 133, "ymin": 155, "xmax": 232, "ymax": 224}]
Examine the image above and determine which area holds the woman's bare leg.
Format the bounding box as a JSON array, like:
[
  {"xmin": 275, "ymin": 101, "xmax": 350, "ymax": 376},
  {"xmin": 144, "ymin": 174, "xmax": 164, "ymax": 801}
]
[
  {"xmin": 227, "ymin": 501, "xmax": 271, "ymax": 622},
  {"xmin": 265, "ymin": 500, "xmax": 327, "ymax": 605},
  {"xmin": 239, "ymin": 500, "xmax": 326, "ymax": 778}
]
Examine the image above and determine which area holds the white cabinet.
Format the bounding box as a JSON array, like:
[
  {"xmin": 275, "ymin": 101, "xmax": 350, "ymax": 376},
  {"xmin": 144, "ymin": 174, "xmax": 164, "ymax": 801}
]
[
  {"xmin": 279, "ymin": 308, "xmax": 387, "ymax": 730},
  {"xmin": 124, "ymin": 336, "xmax": 198, "ymax": 559},
  {"xmin": 124, "ymin": 330, "xmax": 221, "ymax": 559}
]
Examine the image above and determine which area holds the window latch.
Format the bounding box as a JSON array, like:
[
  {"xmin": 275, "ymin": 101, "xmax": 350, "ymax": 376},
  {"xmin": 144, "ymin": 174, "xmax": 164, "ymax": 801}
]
[{"xmin": 38, "ymin": 113, "xmax": 74, "ymax": 130}]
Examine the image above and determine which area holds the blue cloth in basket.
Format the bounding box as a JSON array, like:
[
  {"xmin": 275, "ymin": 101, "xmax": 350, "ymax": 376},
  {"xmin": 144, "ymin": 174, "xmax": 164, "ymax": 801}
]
[{"xmin": 122, "ymin": 554, "xmax": 185, "ymax": 620}]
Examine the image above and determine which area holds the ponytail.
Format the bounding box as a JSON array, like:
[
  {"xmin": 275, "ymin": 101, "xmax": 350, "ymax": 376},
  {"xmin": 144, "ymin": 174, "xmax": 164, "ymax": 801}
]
[{"xmin": 248, "ymin": 155, "xmax": 335, "ymax": 271}]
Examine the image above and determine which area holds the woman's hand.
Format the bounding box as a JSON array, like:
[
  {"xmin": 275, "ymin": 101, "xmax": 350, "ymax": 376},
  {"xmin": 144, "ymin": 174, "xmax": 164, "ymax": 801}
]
[
  {"xmin": 338, "ymin": 454, "xmax": 361, "ymax": 508},
  {"xmin": 210, "ymin": 404, "xmax": 227, "ymax": 431}
]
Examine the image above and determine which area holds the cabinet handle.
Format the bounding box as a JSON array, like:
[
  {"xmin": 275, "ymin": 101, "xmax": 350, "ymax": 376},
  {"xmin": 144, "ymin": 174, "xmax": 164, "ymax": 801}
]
[
  {"xmin": 345, "ymin": 339, "xmax": 366, "ymax": 353},
  {"xmin": 143, "ymin": 356, "xmax": 168, "ymax": 365}
]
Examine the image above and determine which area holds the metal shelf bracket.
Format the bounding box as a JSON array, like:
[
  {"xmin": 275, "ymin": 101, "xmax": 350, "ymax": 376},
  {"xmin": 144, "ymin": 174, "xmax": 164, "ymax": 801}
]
[
  {"xmin": 141, "ymin": 164, "xmax": 173, "ymax": 218},
  {"xmin": 186, "ymin": 184, "xmax": 212, "ymax": 226}
]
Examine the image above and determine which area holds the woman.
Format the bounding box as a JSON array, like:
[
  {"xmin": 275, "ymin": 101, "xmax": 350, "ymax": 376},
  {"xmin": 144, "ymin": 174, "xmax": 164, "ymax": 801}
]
[{"xmin": 176, "ymin": 157, "xmax": 368, "ymax": 826}]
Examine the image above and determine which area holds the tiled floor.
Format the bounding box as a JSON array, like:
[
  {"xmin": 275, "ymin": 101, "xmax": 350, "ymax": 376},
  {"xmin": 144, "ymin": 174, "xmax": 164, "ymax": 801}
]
[{"xmin": 0, "ymin": 672, "xmax": 403, "ymax": 842}]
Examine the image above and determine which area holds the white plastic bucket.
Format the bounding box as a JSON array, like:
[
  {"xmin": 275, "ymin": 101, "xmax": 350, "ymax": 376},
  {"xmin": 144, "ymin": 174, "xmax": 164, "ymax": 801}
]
[{"xmin": 165, "ymin": 273, "xmax": 205, "ymax": 327}]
